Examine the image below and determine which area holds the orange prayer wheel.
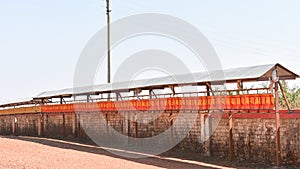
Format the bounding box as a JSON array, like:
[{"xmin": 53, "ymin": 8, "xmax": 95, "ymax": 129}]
[
  {"xmin": 105, "ymin": 102, "xmax": 109, "ymax": 111},
  {"xmin": 254, "ymin": 94, "xmax": 261, "ymax": 109},
  {"xmin": 230, "ymin": 96, "xmax": 237, "ymax": 109},
  {"xmin": 190, "ymin": 97, "xmax": 197, "ymax": 110},
  {"xmin": 234, "ymin": 95, "xmax": 242, "ymax": 110},
  {"xmin": 267, "ymin": 94, "xmax": 274, "ymax": 109},
  {"xmin": 187, "ymin": 97, "xmax": 193, "ymax": 110},
  {"xmin": 219, "ymin": 96, "xmax": 226, "ymax": 110},
  {"xmin": 149, "ymin": 99, "xmax": 155, "ymax": 111},
  {"xmin": 79, "ymin": 103, "xmax": 85, "ymax": 112},
  {"xmin": 126, "ymin": 100, "xmax": 131, "ymax": 111},
  {"xmin": 215, "ymin": 96, "xmax": 224, "ymax": 110},
  {"xmin": 270, "ymin": 94, "xmax": 275, "ymax": 109},
  {"xmin": 198, "ymin": 97, "xmax": 203, "ymax": 110},
  {"xmin": 249, "ymin": 95, "xmax": 255, "ymax": 109},
  {"xmin": 265, "ymin": 95, "xmax": 271, "ymax": 109},
  {"xmin": 106, "ymin": 102, "xmax": 111, "ymax": 111},
  {"xmin": 89, "ymin": 103, "xmax": 95, "ymax": 112},
  {"xmin": 141, "ymin": 100, "xmax": 145, "ymax": 111},
  {"xmin": 210, "ymin": 96, "xmax": 216, "ymax": 110},
  {"xmin": 146, "ymin": 100, "xmax": 150, "ymax": 111},
  {"xmin": 145, "ymin": 100, "xmax": 150, "ymax": 111},
  {"xmin": 136, "ymin": 100, "xmax": 142, "ymax": 111},
  {"xmin": 206, "ymin": 96, "xmax": 212, "ymax": 110},
  {"xmin": 165, "ymin": 98, "xmax": 171, "ymax": 110},
  {"xmin": 154, "ymin": 99, "xmax": 160, "ymax": 110},
  {"xmin": 97, "ymin": 102, "xmax": 102, "ymax": 111},
  {"xmin": 225, "ymin": 96, "xmax": 232, "ymax": 110},
  {"xmin": 122, "ymin": 101, "xmax": 127, "ymax": 111},
  {"xmin": 178, "ymin": 97, "xmax": 182, "ymax": 110},
  {"xmin": 130, "ymin": 100, "xmax": 138, "ymax": 111},
  {"xmin": 172, "ymin": 97, "xmax": 181, "ymax": 110},
  {"xmin": 102, "ymin": 102, "xmax": 107, "ymax": 111},
  {"xmin": 141, "ymin": 100, "xmax": 150, "ymax": 111},
  {"xmin": 114, "ymin": 101, "xmax": 121, "ymax": 111},
  {"xmin": 125, "ymin": 100, "xmax": 131, "ymax": 111},
  {"xmin": 214, "ymin": 96, "xmax": 220, "ymax": 109},
  {"xmin": 202, "ymin": 97, "xmax": 208, "ymax": 110},
  {"xmin": 180, "ymin": 97, "xmax": 186, "ymax": 110},
  {"xmin": 159, "ymin": 98, "xmax": 166, "ymax": 110},
  {"xmin": 260, "ymin": 95, "xmax": 267, "ymax": 109},
  {"xmin": 243, "ymin": 95, "xmax": 250, "ymax": 109}
]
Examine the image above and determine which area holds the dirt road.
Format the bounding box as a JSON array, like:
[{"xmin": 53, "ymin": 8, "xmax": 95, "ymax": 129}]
[{"xmin": 0, "ymin": 136, "xmax": 235, "ymax": 169}]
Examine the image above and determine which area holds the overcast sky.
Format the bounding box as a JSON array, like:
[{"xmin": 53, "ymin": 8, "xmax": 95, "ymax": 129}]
[{"xmin": 0, "ymin": 0, "xmax": 300, "ymax": 102}]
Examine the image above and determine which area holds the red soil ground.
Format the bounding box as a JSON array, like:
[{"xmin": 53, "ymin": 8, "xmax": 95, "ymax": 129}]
[{"xmin": 0, "ymin": 136, "xmax": 237, "ymax": 169}]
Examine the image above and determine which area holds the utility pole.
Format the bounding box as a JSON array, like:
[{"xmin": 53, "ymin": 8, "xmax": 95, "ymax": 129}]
[
  {"xmin": 106, "ymin": 0, "xmax": 111, "ymax": 100},
  {"xmin": 106, "ymin": 0, "xmax": 111, "ymax": 84}
]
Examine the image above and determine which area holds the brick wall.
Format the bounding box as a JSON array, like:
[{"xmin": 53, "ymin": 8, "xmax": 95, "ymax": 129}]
[{"xmin": 0, "ymin": 111, "xmax": 299, "ymax": 165}]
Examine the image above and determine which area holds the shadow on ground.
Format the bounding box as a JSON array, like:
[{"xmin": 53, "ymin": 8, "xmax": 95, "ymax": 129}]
[{"xmin": 1, "ymin": 136, "xmax": 297, "ymax": 169}]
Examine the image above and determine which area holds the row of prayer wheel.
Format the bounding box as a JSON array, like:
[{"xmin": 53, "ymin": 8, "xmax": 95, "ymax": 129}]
[{"xmin": 41, "ymin": 94, "xmax": 274, "ymax": 113}]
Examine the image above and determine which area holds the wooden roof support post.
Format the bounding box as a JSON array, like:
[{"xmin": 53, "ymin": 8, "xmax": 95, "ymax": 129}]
[
  {"xmin": 275, "ymin": 82, "xmax": 281, "ymax": 167},
  {"xmin": 169, "ymin": 85, "xmax": 176, "ymax": 96},
  {"xmin": 60, "ymin": 96, "xmax": 63, "ymax": 104},
  {"xmin": 149, "ymin": 89, "xmax": 157, "ymax": 99},
  {"xmin": 116, "ymin": 92, "xmax": 121, "ymax": 101},
  {"xmin": 237, "ymin": 80, "xmax": 243, "ymax": 95},
  {"xmin": 229, "ymin": 112, "xmax": 233, "ymax": 161},
  {"xmin": 86, "ymin": 95, "xmax": 90, "ymax": 103},
  {"xmin": 134, "ymin": 89, "xmax": 142, "ymax": 100},
  {"xmin": 206, "ymin": 83, "xmax": 214, "ymax": 96},
  {"xmin": 149, "ymin": 89, "xmax": 153, "ymax": 99},
  {"xmin": 278, "ymin": 81, "xmax": 292, "ymax": 111}
]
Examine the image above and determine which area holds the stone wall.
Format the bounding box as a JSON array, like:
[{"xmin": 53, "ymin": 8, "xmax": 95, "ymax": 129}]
[{"xmin": 0, "ymin": 111, "xmax": 299, "ymax": 165}]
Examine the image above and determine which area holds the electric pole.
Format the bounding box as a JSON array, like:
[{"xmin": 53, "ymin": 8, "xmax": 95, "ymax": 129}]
[{"xmin": 106, "ymin": 0, "xmax": 111, "ymax": 84}]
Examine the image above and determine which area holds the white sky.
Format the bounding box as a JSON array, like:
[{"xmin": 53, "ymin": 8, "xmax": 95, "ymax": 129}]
[{"xmin": 0, "ymin": 0, "xmax": 299, "ymax": 102}]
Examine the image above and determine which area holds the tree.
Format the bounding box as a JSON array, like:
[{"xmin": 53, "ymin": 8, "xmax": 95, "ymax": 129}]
[{"xmin": 279, "ymin": 81, "xmax": 300, "ymax": 109}]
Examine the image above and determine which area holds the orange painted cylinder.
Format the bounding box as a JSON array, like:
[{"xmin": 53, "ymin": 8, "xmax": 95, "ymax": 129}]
[
  {"xmin": 154, "ymin": 99, "xmax": 161, "ymax": 110},
  {"xmin": 261, "ymin": 95, "xmax": 267, "ymax": 109},
  {"xmin": 198, "ymin": 97, "xmax": 203, "ymax": 110},
  {"xmin": 234, "ymin": 95, "xmax": 242, "ymax": 110},
  {"xmin": 225, "ymin": 96, "xmax": 232, "ymax": 110},
  {"xmin": 254, "ymin": 94, "xmax": 261, "ymax": 109},
  {"xmin": 249, "ymin": 95, "xmax": 255, "ymax": 109},
  {"xmin": 202, "ymin": 97, "xmax": 208, "ymax": 110},
  {"xmin": 265, "ymin": 94, "xmax": 274, "ymax": 109},
  {"xmin": 181, "ymin": 97, "xmax": 187, "ymax": 110},
  {"xmin": 243, "ymin": 95, "xmax": 250, "ymax": 109},
  {"xmin": 172, "ymin": 97, "xmax": 181, "ymax": 110},
  {"xmin": 159, "ymin": 99, "xmax": 166, "ymax": 110}
]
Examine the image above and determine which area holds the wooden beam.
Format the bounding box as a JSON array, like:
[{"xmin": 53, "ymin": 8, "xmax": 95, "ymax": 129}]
[
  {"xmin": 62, "ymin": 113, "xmax": 66, "ymax": 138},
  {"xmin": 206, "ymin": 83, "xmax": 211, "ymax": 96},
  {"xmin": 275, "ymin": 82, "xmax": 281, "ymax": 167},
  {"xmin": 229, "ymin": 112, "xmax": 233, "ymax": 161},
  {"xmin": 37, "ymin": 113, "xmax": 42, "ymax": 136},
  {"xmin": 169, "ymin": 85, "xmax": 176, "ymax": 96},
  {"xmin": 206, "ymin": 83, "xmax": 215, "ymax": 96},
  {"xmin": 278, "ymin": 81, "xmax": 291, "ymax": 111},
  {"xmin": 237, "ymin": 80, "xmax": 243, "ymax": 95}
]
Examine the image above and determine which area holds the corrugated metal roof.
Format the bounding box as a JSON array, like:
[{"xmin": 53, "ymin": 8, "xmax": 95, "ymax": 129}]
[
  {"xmin": 1, "ymin": 63, "xmax": 298, "ymax": 108},
  {"xmin": 0, "ymin": 97, "xmax": 35, "ymax": 108},
  {"xmin": 35, "ymin": 63, "xmax": 299, "ymax": 99}
]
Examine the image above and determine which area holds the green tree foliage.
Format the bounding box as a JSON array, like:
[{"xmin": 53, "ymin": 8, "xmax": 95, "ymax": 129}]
[{"xmin": 279, "ymin": 81, "xmax": 300, "ymax": 109}]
